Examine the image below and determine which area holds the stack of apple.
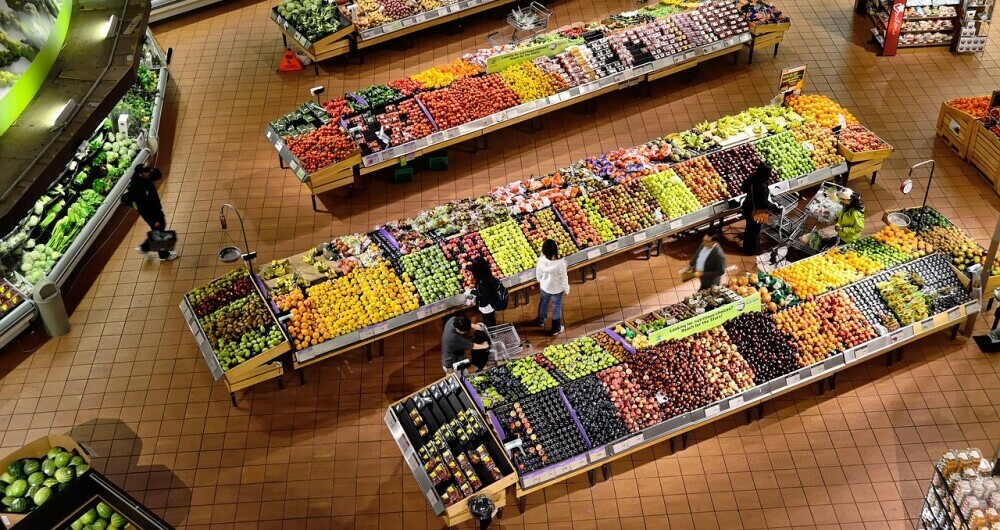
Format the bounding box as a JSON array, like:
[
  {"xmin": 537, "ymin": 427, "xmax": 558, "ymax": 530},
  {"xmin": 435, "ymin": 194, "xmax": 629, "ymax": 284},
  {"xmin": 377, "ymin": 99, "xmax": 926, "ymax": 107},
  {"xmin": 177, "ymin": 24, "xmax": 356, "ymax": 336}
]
[
  {"xmin": 641, "ymin": 170, "xmax": 702, "ymax": 219},
  {"xmin": 575, "ymin": 196, "xmax": 621, "ymax": 241},
  {"xmin": 591, "ymin": 181, "xmax": 659, "ymax": 235},
  {"xmin": 446, "ymin": 74, "xmax": 520, "ymax": 120},
  {"xmin": 480, "ymin": 220, "xmax": 538, "ymax": 277},
  {"xmin": 419, "ymin": 88, "xmax": 472, "ymax": 130},
  {"xmin": 438, "ymin": 232, "xmax": 503, "ymax": 289},
  {"xmin": 595, "ymin": 363, "xmax": 664, "ymax": 432},
  {"xmin": 631, "ymin": 344, "xmax": 719, "ymax": 419},
  {"xmin": 671, "ymin": 158, "xmax": 729, "ymax": 206},
  {"xmin": 773, "ymin": 299, "xmax": 844, "ymax": 367},
  {"xmin": 518, "ymin": 208, "xmax": 578, "ymax": 258},
  {"xmin": 507, "ymin": 356, "xmax": 559, "ymax": 394},
  {"xmin": 707, "ymin": 143, "xmax": 767, "ymax": 197},
  {"xmin": 754, "ymin": 132, "xmax": 815, "ymax": 181},
  {"xmin": 542, "ymin": 337, "xmax": 619, "ymax": 380},
  {"xmin": 685, "ymin": 328, "xmax": 755, "ymax": 398},
  {"xmin": 838, "ymin": 124, "xmax": 891, "ymax": 155},
  {"xmin": 551, "ymin": 198, "xmax": 604, "ymax": 248},
  {"xmin": 814, "ymin": 292, "xmax": 876, "ymax": 349},
  {"xmin": 284, "ymin": 122, "xmax": 358, "ymax": 172},
  {"xmin": 791, "ymin": 123, "xmax": 844, "ymax": 169},
  {"xmin": 401, "ymin": 245, "xmax": 463, "ymax": 304}
]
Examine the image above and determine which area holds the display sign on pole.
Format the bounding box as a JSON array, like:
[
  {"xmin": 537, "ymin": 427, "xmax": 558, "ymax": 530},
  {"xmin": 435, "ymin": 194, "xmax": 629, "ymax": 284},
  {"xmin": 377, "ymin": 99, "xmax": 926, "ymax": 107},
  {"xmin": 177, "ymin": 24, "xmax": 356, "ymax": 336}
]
[
  {"xmin": 881, "ymin": 0, "xmax": 906, "ymax": 56},
  {"xmin": 486, "ymin": 38, "xmax": 572, "ymax": 73},
  {"xmin": 777, "ymin": 65, "xmax": 806, "ymax": 103}
]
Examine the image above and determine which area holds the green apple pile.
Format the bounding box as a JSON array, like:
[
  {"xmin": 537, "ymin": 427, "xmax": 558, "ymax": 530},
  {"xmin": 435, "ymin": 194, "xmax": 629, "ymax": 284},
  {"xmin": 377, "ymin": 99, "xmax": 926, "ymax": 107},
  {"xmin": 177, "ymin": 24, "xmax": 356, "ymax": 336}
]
[
  {"xmin": 507, "ymin": 356, "xmax": 558, "ymax": 394},
  {"xmin": 1, "ymin": 447, "xmax": 89, "ymax": 515},
  {"xmin": 850, "ymin": 238, "xmax": 913, "ymax": 268},
  {"xmin": 519, "ymin": 208, "xmax": 578, "ymax": 258},
  {"xmin": 542, "ymin": 337, "xmax": 618, "ymax": 380},
  {"xmin": 753, "ymin": 132, "xmax": 815, "ymax": 181},
  {"xmin": 576, "ymin": 196, "xmax": 621, "ymax": 241},
  {"xmin": 480, "ymin": 220, "xmax": 537, "ymax": 277},
  {"xmin": 641, "ymin": 170, "xmax": 702, "ymax": 219},
  {"xmin": 401, "ymin": 245, "xmax": 462, "ymax": 304}
]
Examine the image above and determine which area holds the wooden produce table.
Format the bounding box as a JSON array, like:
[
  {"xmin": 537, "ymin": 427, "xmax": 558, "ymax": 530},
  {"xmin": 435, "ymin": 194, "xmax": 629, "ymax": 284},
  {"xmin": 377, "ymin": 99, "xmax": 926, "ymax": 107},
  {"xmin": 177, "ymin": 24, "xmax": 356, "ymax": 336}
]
[
  {"xmin": 936, "ymin": 101, "xmax": 980, "ymax": 159},
  {"xmin": 967, "ymin": 122, "xmax": 1000, "ymax": 193},
  {"xmin": 743, "ymin": 21, "xmax": 790, "ymax": 64},
  {"xmin": 841, "ymin": 137, "xmax": 893, "ymax": 185}
]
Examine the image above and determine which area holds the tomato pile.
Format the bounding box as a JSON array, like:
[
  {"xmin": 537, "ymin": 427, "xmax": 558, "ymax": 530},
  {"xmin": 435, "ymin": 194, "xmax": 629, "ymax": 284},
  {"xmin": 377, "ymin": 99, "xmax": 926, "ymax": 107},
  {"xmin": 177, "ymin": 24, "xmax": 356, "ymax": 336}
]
[{"xmin": 284, "ymin": 123, "xmax": 356, "ymax": 172}]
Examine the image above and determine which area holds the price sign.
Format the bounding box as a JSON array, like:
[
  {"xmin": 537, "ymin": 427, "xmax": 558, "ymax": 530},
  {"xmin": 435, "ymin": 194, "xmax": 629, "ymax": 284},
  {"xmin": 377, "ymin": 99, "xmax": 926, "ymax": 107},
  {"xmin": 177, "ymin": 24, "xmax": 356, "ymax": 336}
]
[
  {"xmin": 786, "ymin": 373, "xmax": 801, "ymax": 386},
  {"xmin": 844, "ymin": 347, "xmax": 857, "ymax": 363},
  {"xmin": 265, "ymin": 129, "xmax": 272, "ymax": 140},
  {"xmin": 359, "ymin": 328, "xmax": 375, "ymax": 340},
  {"xmin": 729, "ymin": 395, "xmax": 745, "ymax": 408},
  {"xmin": 429, "ymin": 132, "xmax": 445, "ymax": 144},
  {"xmin": 612, "ymin": 434, "xmax": 644, "ymax": 455},
  {"xmin": 415, "ymin": 13, "xmax": 428, "ymax": 23},
  {"xmin": 588, "ymin": 446, "xmax": 607, "ymax": 463},
  {"xmin": 634, "ymin": 232, "xmax": 647, "ymax": 242},
  {"xmin": 713, "ymin": 203, "xmax": 727, "ymax": 214},
  {"xmin": 587, "ymin": 249, "xmax": 601, "ymax": 260},
  {"xmin": 705, "ymin": 404, "xmax": 721, "ymax": 418},
  {"xmin": 921, "ymin": 317, "xmax": 935, "ymax": 330},
  {"xmin": 669, "ymin": 219, "xmax": 682, "ymax": 230},
  {"xmin": 374, "ymin": 323, "xmax": 390, "ymax": 335},
  {"xmin": 855, "ymin": 343, "xmax": 868, "ymax": 358},
  {"xmin": 613, "ymin": 72, "xmax": 626, "ymax": 84},
  {"xmin": 390, "ymin": 21, "xmax": 404, "ymax": 31},
  {"xmin": 605, "ymin": 241, "xmax": 620, "ymax": 252},
  {"xmin": 948, "ymin": 306, "xmax": 962, "ymax": 320},
  {"xmin": 426, "ymin": 490, "xmax": 438, "ymax": 504},
  {"xmin": 416, "ymin": 307, "xmax": 431, "ymax": 319},
  {"xmin": 811, "ymin": 364, "xmax": 824, "ymax": 377},
  {"xmin": 772, "ymin": 181, "xmax": 789, "ymax": 193},
  {"xmin": 569, "ymin": 87, "xmax": 581, "ymax": 98}
]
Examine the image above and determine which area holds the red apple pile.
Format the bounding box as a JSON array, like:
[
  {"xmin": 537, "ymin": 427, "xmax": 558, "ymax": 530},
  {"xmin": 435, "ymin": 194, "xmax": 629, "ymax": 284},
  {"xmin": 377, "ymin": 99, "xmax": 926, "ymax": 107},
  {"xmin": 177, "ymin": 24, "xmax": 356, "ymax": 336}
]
[
  {"xmin": 707, "ymin": 143, "xmax": 766, "ymax": 197},
  {"xmin": 552, "ymin": 197, "xmax": 604, "ymax": 248},
  {"xmin": 629, "ymin": 345, "xmax": 719, "ymax": 419},
  {"xmin": 814, "ymin": 292, "xmax": 876, "ymax": 349},
  {"xmin": 595, "ymin": 364, "xmax": 664, "ymax": 432},
  {"xmin": 419, "ymin": 88, "xmax": 473, "ymax": 130},
  {"xmin": 323, "ymin": 97, "xmax": 353, "ymax": 121},
  {"xmin": 672, "ymin": 157, "xmax": 729, "ymax": 206},
  {"xmin": 591, "ymin": 180, "xmax": 659, "ymax": 235},
  {"xmin": 438, "ymin": 232, "xmax": 503, "ymax": 289},
  {"xmin": 284, "ymin": 122, "xmax": 357, "ymax": 173},
  {"xmin": 839, "ymin": 124, "xmax": 891, "ymax": 153},
  {"xmin": 723, "ymin": 312, "xmax": 801, "ymax": 384},
  {"xmin": 683, "ymin": 328, "xmax": 755, "ymax": 398},
  {"xmin": 518, "ymin": 208, "xmax": 578, "ymax": 258}
]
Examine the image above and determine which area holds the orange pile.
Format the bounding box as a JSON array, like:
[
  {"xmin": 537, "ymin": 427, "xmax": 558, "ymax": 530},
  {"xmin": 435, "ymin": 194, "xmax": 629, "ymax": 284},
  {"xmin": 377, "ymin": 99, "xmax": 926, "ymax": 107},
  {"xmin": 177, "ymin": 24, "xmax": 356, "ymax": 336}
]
[
  {"xmin": 872, "ymin": 225, "xmax": 931, "ymax": 257},
  {"xmin": 786, "ymin": 94, "xmax": 858, "ymax": 129},
  {"xmin": 946, "ymin": 96, "xmax": 990, "ymax": 118}
]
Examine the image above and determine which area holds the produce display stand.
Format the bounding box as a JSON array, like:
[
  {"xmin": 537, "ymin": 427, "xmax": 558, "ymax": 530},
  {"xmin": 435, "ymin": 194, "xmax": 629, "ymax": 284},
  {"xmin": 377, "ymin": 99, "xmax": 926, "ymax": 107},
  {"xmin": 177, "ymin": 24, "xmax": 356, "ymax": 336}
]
[
  {"xmin": 0, "ymin": 31, "xmax": 170, "ymax": 352},
  {"xmin": 967, "ymin": 122, "xmax": 1000, "ymax": 192},
  {"xmin": 385, "ymin": 375, "xmax": 517, "ymax": 526},
  {"xmin": 265, "ymin": 123, "xmax": 362, "ymax": 208},
  {"xmin": 936, "ymin": 100, "xmax": 979, "ymax": 158},
  {"xmin": 384, "ymin": 250, "xmax": 980, "ymax": 519},
  {"xmin": 272, "ymin": 0, "xmax": 519, "ymax": 65},
  {"xmin": 179, "ymin": 274, "xmax": 291, "ymax": 405},
  {"xmin": 289, "ymin": 161, "xmax": 849, "ymax": 370},
  {"xmin": 743, "ymin": 21, "xmax": 790, "ymax": 64},
  {"xmin": 841, "ymin": 137, "xmax": 894, "ymax": 185}
]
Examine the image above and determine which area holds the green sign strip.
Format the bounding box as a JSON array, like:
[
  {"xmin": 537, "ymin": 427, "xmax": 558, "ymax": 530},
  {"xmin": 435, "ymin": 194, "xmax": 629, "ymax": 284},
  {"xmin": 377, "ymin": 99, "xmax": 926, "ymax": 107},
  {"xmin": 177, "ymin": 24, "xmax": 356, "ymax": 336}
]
[
  {"xmin": 0, "ymin": 0, "xmax": 73, "ymax": 136},
  {"xmin": 647, "ymin": 292, "xmax": 762, "ymax": 345},
  {"xmin": 485, "ymin": 38, "xmax": 574, "ymax": 74}
]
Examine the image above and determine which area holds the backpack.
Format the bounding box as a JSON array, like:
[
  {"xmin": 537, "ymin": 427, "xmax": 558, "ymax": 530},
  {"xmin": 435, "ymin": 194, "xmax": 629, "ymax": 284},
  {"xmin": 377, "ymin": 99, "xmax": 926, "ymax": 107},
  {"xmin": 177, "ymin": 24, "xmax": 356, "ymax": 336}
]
[{"xmin": 492, "ymin": 280, "xmax": 509, "ymax": 310}]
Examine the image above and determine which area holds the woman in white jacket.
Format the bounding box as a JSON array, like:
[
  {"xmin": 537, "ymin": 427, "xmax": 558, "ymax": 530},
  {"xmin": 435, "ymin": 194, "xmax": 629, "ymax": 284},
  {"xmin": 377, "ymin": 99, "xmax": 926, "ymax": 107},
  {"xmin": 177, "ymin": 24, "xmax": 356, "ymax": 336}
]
[{"xmin": 534, "ymin": 239, "xmax": 569, "ymax": 336}]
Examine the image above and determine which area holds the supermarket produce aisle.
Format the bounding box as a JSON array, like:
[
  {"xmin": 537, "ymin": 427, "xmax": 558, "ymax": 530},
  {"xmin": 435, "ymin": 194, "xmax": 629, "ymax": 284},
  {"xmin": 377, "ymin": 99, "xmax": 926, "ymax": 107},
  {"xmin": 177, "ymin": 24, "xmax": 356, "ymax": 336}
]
[{"xmin": 3, "ymin": 0, "xmax": 1000, "ymax": 529}]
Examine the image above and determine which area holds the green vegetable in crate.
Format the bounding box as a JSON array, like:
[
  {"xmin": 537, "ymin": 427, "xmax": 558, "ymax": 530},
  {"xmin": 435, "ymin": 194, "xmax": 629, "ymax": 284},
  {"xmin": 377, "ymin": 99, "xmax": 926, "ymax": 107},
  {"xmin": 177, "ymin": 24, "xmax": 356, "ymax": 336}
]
[
  {"xmin": 93, "ymin": 178, "xmax": 110, "ymax": 195},
  {"xmin": 275, "ymin": 0, "xmax": 343, "ymax": 42}
]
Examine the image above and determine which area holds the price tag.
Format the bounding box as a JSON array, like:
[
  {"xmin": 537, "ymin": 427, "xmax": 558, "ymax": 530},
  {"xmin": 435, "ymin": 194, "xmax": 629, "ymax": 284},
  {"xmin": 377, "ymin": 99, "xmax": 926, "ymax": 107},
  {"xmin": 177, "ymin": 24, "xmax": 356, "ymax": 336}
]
[
  {"xmin": 374, "ymin": 323, "xmax": 390, "ymax": 335},
  {"xmin": 265, "ymin": 129, "xmax": 272, "ymax": 140},
  {"xmin": 569, "ymin": 87, "xmax": 581, "ymax": 98},
  {"xmin": 385, "ymin": 409, "xmax": 398, "ymax": 430},
  {"xmin": 416, "ymin": 307, "xmax": 431, "ymax": 319},
  {"xmin": 415, "ymin": 13, "xmax": 428, "ymax": 23},
  {"xmin": 398, "ymin": 433, "xmax": 412, "ymax": 455},
  {"xmin": 669, "ymin": 219, "xmax": 682, "ymax": 230},
  {"xmin": 921, "ymin": 317, "xmax": 935, "ymax": 329},
  {"xmin": 786, "ymin": 373, "xmax": 801, "ymax": 386},
  {"xmin": 729, "ymin": 395, "xmax": 745, "ymax": 408},
  {"xmin": 426, "ymin": 490, "xmax": 438, "ymax": 504},
  {"xmin": 614, "ymin": 72, "xmax": 627, "ymax": 84},
  {"xmin": 587, "ymin": 249, "xmax": 601, "ymax": 260},
  {"xmin": 948, "ymin": 307, "xmax": 962, "ymax": 320},
  {"xmin": 811, "ymin": 364, "xmax": 824, "ymax": 377},
  {"xmin": 705, "ymin": 404, "xmax": 721, "ymax": 418},
  {"xmin": 772, "ymin": 181, "xmax": 789, "ymax": 193},
  {"xmin": 612, "ymin": 434, "xmax": 644, "ymax": 454},
  {"xmin": 588, "ymin": 446, "xmax": 607, "ymax": 463},
  {"xmin": 605, "ymin": 241, "xmax": 620, "ymax": 252},
  {"xmin": 429, "ymin": 132, "xmax": 444, "ymax": 143},
  {"xmin": 390, "ymin": 21, "xmax": 404, "ymax": 31},
  {"xmin": 195, "ymin": 332, "xmax": 206, "ymax": 345},
  {"xmin": 890, "ymin": 330, "xmax": 902, "ymax": 344},
  {"xmin": 288, "ymin": 159, "xmax": 299, "ymax": 171},
  {"xmin": 359, "ymin": 328, "xmax": 375, "ymax": 340},
  {"xmin": 634, "ymin": 232, "xmax": 647, "ymax": 242},
  {"xmin": 713, "ymin": 203, "xmax": 727, "ymax": 214},
  {"xmin": 844, "ymin": 347, "xmax": 857, "ymax": 363}
]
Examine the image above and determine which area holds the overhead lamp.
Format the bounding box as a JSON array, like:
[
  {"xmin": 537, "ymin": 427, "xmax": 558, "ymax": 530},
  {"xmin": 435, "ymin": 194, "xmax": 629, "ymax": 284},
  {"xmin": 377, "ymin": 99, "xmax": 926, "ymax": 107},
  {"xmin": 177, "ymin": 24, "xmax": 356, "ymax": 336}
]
[
  {"xmin": 105, "ymin": 15, "xmax": 119, "ymax": 39},
  {"xmin": 51, "ymin": 99, "xmax": 77, "ymax": 128}
]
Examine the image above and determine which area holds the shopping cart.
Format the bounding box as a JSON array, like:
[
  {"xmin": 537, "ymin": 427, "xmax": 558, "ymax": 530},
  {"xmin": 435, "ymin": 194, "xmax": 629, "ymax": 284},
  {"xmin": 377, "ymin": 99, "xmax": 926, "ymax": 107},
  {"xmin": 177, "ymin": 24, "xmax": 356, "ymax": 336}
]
[
  {"xmin": 484, "ymin": 323, "xmax": 525, "ymax": 365},
  {"xmin": 759, "ymin": 182, "xmax": 847, "ymax": 269},
  {"xmin": 487, "ymin": 2, "xmax": 552, "ymax": 46}
]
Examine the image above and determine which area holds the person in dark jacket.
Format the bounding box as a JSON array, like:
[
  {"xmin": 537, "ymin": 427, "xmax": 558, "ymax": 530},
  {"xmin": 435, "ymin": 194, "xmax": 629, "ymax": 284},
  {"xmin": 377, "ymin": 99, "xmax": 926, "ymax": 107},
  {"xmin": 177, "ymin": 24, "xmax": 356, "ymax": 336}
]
[
  {"xmin": 740, "ymin": 162, "xmax": 778, "ymax": 256},
  {"xmin": 688, "ymin": 233, "xmax": 726, "ymax": 290},
  {"xmin": 122, "ymin": 166, "xmax": 177, "ymax": 261},
  {"xmin": 470, "ymin": 257, "xmax": 504, "ymax": 327}
]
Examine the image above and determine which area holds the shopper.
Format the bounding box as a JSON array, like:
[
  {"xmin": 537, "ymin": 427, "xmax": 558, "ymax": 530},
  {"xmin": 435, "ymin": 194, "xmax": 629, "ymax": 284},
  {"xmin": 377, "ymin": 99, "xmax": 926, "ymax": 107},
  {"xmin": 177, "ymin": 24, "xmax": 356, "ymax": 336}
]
[
  {"xmin": 441, "ymin": 315, "xmax": 490, "ymax": 374},
  {"xmin": 470, "ymin": 257, "xmax": 508, "ymax": 327},
  {"xmin": 122, "ymin": 165, "xmax": 178, "ymax": 261},
  {"xmin": 740, "ymin": 162, "xmax": 777, "ymax": 256},
  {"xmin": 534, "ymin": 239, "xmax": 569, "ymax": 336},
  {"xmin": 688, "ymin": 233, "xmax": 726, "ymax": 290},
  {"xmin": 834, "ymin": 188, "xmax": 865, "ymax": 243}
]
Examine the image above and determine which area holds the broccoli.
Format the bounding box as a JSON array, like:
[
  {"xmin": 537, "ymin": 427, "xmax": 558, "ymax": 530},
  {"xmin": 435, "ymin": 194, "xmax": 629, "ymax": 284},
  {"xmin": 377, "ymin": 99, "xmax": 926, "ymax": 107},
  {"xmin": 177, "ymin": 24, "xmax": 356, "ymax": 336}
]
[
  {"xmin": 0, "ymin": 70, "xmax": 16, "ymax": 87},
  {"xmin": 0, "ymin": 29, "xmax": 38, "ymax": 61}
]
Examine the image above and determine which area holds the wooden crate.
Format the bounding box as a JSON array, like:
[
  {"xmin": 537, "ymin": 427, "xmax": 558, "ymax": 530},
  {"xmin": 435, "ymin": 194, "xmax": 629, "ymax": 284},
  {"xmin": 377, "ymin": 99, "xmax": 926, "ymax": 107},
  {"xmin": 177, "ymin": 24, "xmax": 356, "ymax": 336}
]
[
  {"xmin": 847, "ymin": 157, "xmax": 887, "ymax": 182},
  {"xmin": 936, "ymin": 101, "xmax": 980, "ymax": 159},
  {"xmin": 968, "ymin": 123, "xmax": 1000, "ymax": 184},
  {"xmin": 750, "ymin": 21, "xmax": 790, "ymax": 34},
  {"xmin": 1, "ymin": 436, "xmax": 93, "ymax": 528},
  {"xmin": 838, "ymin": 143, "xmax": 893, "ymax": 163},
  {"xmin": 225, "ymin": 360, "xmax": 285, "ymax": 393}
]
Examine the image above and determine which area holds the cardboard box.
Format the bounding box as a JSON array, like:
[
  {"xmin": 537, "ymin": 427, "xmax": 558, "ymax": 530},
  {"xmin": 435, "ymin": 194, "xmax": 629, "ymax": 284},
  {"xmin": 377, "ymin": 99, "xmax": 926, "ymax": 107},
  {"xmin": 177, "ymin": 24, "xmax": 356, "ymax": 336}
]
[{"xmin": 0, "ymin": 435, "xmax": 93, "ymax": 528}]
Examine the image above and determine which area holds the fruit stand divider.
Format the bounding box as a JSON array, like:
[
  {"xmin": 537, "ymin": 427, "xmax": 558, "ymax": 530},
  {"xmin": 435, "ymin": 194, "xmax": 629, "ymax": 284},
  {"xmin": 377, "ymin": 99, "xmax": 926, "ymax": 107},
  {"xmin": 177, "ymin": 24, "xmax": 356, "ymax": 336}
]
[
  {"xmin": 558, "ymin": 387, "xmax": 593, "ymax": 448},
  {"xmin": 384, "ymin": 253, "xmax": 981, "ymax": 513},
  {"xmin": 603, "ymin": 327, "xmax": 636, "ymax": 354},
  {"xmin": 286, "ymin": 162, "xmax": 850, "ymax": 370}
]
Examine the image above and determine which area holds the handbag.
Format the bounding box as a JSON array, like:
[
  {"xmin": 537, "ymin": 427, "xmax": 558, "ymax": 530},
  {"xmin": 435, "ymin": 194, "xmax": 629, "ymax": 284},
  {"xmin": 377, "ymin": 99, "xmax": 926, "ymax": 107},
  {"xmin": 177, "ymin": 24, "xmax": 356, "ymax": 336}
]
[
  {"xmin": 752, "ymin": 210, "xmax": 769, "ymax": 224},
  {"xmin": 145, "ymin": 229, "xmax": 177, "ymax": 252}
]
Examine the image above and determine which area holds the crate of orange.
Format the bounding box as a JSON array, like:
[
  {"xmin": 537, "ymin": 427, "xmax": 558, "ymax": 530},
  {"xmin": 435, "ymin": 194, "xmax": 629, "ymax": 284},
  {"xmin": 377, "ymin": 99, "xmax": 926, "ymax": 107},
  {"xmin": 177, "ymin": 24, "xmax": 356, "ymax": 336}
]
[{"xmin": 937, "ymin": 96, "xmax": 990, "ymax": 159}]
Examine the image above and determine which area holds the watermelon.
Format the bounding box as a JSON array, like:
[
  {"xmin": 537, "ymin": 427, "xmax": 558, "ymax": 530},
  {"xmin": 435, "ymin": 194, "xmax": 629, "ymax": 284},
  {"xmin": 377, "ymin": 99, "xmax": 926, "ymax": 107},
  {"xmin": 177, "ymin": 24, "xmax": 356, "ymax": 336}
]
[
  {"xmin": 1, "ymin": 496, "xmax": 13, "ymax": 507},
  {"xmin": 75, "ymin": 464, "xmax": 90, "ymax": 477},
  {"xmin": 6, "ymin": 462, "xmax": 24, "ymax": 479},
  {"xmin": 46, "ymin": 447, "xmax": 65, "ymax": 459},
  {"xmin": 32, "ymin": 486, "xmax": 51, "ymax": 506},
  {"xmin": 69, "ymin": 456, "xmax": 86, "ymax": 468},
  {"xmin": 42, "ymin": 478, "xmax": 57, "ymax": 487},
  {"xmin": 110, "ymin": 512, "xmax": 127, "ymax": 528},
  {"xmin": 7, "ymin": 497, "xmax": 27, "ymax": 513},
  {"xmin": 70, "ymin": 520, "xmax": 84, "ymax": 530},
  {"xmin": 81, "ymin": 508, "xmax": 98, "ymax": 524},
  {"xmin": 0, "ymin": 472, "xmax": 13, "ymax": 485},
  {"xmin": 55, "ymin": 467, "xmax": 74, "ymax": 484},
  {"xmin": 96, "ymin": 502, "xmax": 113, "ymax": 519},
  {"xmin": 27, "ymin": 472, "xmax": 45, "ymax": 486},
  {"xmin": 26, "ymin": 485, "xmax": 38, "ymax": 498},
  {"xmin": 22, "ymin": 460, "xmax": 40, "ymax": 476},
  {"xmin": 6, "ymin": 479, "xmax": 27, "ymax": 497},
  {"xmin": 54, "ymin": 452, "xmax": 72, "ymax": 468},
  {"xmin": 92, "ymin": 518, "xmax": 108, "ymax": 530},
  {"xmin": 41, "ymin": 458, "xmax": 55, "ymax": 476}
]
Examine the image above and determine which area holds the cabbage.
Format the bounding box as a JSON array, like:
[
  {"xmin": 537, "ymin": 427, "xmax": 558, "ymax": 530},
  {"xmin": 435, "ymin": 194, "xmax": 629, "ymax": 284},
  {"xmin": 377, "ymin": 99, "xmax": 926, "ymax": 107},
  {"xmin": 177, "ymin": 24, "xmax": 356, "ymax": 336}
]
[{"xmin": 102, "ymin": 142, "xmax": 112, "ymax": 150}]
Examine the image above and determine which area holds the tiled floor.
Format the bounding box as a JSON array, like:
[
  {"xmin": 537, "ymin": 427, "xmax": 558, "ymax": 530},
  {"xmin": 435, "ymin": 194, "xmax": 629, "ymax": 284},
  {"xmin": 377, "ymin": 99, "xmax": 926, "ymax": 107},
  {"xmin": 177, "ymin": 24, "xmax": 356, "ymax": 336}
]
[{"xmin": 2, "ymin": 0, "xmax": 1000, "ymax": 528}]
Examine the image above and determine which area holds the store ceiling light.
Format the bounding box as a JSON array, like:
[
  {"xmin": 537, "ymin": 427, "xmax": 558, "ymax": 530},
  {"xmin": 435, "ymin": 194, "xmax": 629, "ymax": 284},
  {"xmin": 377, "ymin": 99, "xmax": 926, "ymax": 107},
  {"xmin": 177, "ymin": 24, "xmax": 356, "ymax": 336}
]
[
  {"xmin": 51, "ymin": 99, "xmax": 77, "ymax": 128},
  {"xmin": 104, "ymin": 15, "xmax": 119, "ymax": 39}
]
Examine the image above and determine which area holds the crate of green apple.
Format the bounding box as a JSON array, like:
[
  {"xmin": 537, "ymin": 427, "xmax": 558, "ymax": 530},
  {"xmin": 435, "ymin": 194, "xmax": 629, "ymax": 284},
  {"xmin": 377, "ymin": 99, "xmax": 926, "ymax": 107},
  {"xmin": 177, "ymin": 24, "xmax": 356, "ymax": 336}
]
[{"xmin": 184, "ymin": 268, "xmax": 290, "ymax": 380}]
